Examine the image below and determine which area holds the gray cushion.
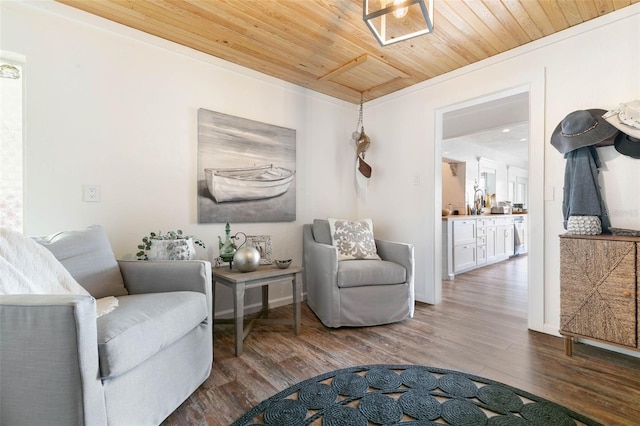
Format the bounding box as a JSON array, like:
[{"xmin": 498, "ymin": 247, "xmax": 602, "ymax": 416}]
[
  {"xmin": 96, "ymin": 291, "xmax": 207, "ymax": 379},
  {"xmin": 312, "ymin": 219, "xmax": 332, "ymax": 245},
  {"xmin": 337, "ymin": 260, "xmax": 406, "ymax": 288},
  {"xmin": 33, "ymin": 225, "xmax": 128, "ymax": 298}
]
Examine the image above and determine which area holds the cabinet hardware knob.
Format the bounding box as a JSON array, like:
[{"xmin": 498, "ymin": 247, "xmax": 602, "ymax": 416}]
[{"xmin": 623, "ymin": 291, "xmax": 631, "ymax": 297}]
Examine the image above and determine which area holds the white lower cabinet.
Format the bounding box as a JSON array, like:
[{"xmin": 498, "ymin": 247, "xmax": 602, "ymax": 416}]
[
  {"xmin": 453, "ymin": 220, "xmax": 476, "ymax": 245},
  {"xmin": 476, "ymin": 220, "xmax": 487, "ymax": 265},
  {"xmin": 443, "ymin": 215, "xmax": 520, "ymax": 280},
  {"xmin": 495, "ymin": 225, "xmax": 506, "ymax": 257},
  {"xmin": 476, "ymin": 243, "xmax": 487, "ymax": 265},
  {"xmin": 453, "ymin": 244, "xmax": 476, "ymax": 272},
  {"xmin": 486, "ymin": 226, "xmax": 496, "ymax": 261},
  {"xmin": 451, "ymin": 220, "xmax": 477, "ymax": 274},
  {"xmin": 495, "ymin": 218, "xmax": 514, "ymax": 258}
]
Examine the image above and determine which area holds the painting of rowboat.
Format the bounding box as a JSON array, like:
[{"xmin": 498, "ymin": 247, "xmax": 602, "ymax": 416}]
[
  {"xmin": 205, "ymin": 165, "xmax": 295, "ymax": 202},
  {"xmin": 197, "ymin": 109, "xmax": 296, "ymax": 223}
]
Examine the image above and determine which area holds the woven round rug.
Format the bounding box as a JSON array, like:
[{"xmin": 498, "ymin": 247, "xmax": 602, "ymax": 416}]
[{"xmin": 232, "ymin": 364, "xmax": 602, "ymax": 425}]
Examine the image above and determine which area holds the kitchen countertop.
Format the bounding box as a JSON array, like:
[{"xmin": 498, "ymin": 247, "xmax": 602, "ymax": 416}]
[{"xmin": 442, "ymin": 212, "xmax": 527, "ymax": 220}]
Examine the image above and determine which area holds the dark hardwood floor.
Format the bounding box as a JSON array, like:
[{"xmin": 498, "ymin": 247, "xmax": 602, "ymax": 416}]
[{"xmin": 163, "ymin": 255, "xmax": 640, "ymax": 425}]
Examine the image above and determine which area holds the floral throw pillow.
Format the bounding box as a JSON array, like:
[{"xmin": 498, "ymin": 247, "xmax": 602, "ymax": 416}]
[{"xmin": 328, "ymin": 218, "xmax": 381, "ymax": 261}]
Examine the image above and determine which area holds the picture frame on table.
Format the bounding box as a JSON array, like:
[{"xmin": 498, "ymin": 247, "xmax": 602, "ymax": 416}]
[{"xmin": 246, "ymin": 235, "xmax": 272, "ymax": 265}]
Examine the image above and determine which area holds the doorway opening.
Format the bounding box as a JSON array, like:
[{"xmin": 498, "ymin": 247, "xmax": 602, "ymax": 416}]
[{"xmin": 435, "ymin": 86, "xmax": 536, "ymax": 327}]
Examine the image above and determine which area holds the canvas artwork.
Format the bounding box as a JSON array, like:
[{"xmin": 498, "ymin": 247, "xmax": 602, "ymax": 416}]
[{"xmin": 197, "ymin": 109, "xmax": 296, "ymax": 223}]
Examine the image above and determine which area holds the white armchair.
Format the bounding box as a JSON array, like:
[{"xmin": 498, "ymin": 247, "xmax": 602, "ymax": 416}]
[
  {"xmin": 303, "ymin": 219, "xmax": 414, "ymax": 328},
  {"xmin": 0, "ymin": 225, "xmax": 212, "ymax": 426}
]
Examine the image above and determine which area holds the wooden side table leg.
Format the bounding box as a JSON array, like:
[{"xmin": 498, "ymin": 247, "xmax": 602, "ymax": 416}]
[
  {"xmin": 233, "ymin": 282, "xmax": 246, "ymax": 356},
  {"xmin": 261, "ymin": 285, "xmax": 269, "ymax": 318},
  {"xmin": 211, "ymin": 279, "xmax": 216, "ymax": 333},
  {"xmin": 564, "ymin": 336, "xmax": 573, "ymax": 356},
  {"xmin": 292, "ymin": 272, "xmax": 302, "ymax": 335}
]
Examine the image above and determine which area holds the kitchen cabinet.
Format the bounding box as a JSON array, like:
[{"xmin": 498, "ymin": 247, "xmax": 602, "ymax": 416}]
[
  {"xmin": 486, "ymin": 225, "xmax": 496, "ymax": 261},
  {"xmin": 476, "ymin": 221, "xmax": 487, "ymax": 265},
  {"xmin": 495, "ymin": 218, "xmax": 514, "ymax": 258},
  {"xmin": 453, "ymin": 220, "xmax": 476, "ymax": 245},
  {"xmin": 442, "ymin": 215, "xmax": 522, "ymax": 280},
  {"xmin": 452, "ymin": 220, "xmax": 476, "ymax": 273},
  {"xmin": 559, "ymin": 234, "xmax": 639, "ymax": 356},
  {"xmin": 453, "ymin": 244, "xmax": 476, "ymax": 272}
]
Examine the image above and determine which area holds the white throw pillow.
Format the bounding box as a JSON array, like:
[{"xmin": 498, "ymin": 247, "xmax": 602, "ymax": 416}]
[{"xmin": 328, "ymin": 218, "xmax": 381, "ymax": 261}]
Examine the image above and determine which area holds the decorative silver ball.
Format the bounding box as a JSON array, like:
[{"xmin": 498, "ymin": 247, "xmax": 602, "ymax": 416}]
[{"xmin": 233, "ymin": 246, "xmax": 261, "ymax": 272}]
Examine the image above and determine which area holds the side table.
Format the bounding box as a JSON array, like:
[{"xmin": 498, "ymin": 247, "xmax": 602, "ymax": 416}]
[{"xmin": 212, "ymin": 265, "xmax": 303, "ymax": 356}]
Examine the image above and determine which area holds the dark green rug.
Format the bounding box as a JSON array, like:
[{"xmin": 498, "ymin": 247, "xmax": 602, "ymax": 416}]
[{"xmin": 232, "ymin": 364, "xmax": 601, "ymax": 425}]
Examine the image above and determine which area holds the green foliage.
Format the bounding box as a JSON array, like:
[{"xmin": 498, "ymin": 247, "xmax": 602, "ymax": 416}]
[{"xmin": 136, "ymin": 229, "xmax": 205, "ymax": 260}]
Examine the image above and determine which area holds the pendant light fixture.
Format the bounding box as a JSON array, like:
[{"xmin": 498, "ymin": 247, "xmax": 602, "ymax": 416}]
[{"xmin": 363, "ymin": 0, "xmax": 434, "ymax": 46}]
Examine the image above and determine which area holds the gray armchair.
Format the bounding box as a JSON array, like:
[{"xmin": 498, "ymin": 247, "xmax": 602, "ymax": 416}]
[
  {"xmin": 303, "ymin": 219, "xmax": 414, "ymax": 327},
  {"xmin": 0, "ymin": 225, "xmax": 212, "ymax": 426}
]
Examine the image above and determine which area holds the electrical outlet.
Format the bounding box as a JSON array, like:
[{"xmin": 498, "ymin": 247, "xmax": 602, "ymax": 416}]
[{"xmin": 83, "ymin": 184, "xmax": 101, "ymax": 202}]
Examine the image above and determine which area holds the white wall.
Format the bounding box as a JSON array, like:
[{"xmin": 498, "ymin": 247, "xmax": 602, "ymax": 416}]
[
  {"xmin": 1, "ymin": 0, "xmax": 358, "ymax": 314},
  {"xmin": 360, "ymin": 4, "xmax": 640, "ymax": 336}
]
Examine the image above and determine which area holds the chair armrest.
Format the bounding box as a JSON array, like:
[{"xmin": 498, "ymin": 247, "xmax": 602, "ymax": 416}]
[
  {"xmin": 118, "ymin": 260, "xmax": 213, "ymax": 324},
  {"xmin": 376, "ymin": 239, "xmax": 415, "ymax": 281},
  {"xmin": 118, "ymin": 260, "xmax": 211, "ymax": 295},
  {"xmin": 0, "ymin": 295, "xmax": 107, "ymax": 426},
  {"xmin": 303, "ymin": 225, "xmax": 342, "ymax": 325},
  {"xmin": 376, "ymin": 239, "xmax": 415, "ymax": 315},
  {"xmin": 303, "ymin": 225, "xmax": 338, "ymax": 283}
]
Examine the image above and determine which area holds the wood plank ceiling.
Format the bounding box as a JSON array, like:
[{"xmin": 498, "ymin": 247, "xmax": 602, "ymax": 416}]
[{"xmin": 56, "ymin": 0, "xmax": 639, "ymax": 104}]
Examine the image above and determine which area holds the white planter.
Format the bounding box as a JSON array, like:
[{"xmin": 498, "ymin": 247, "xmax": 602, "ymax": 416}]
[{"xmin": 147, "ymin": 238, "xmax": 196, "ymax": 261}]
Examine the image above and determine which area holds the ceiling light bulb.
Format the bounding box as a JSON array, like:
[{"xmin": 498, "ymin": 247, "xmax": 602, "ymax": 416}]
[
  {"xmin": 502, "ymin": 128, "xmax": 511, "ymax": 133},
  {"xmin": 393, "ymin": 0, "xmax": 408, "ymax": 18}
]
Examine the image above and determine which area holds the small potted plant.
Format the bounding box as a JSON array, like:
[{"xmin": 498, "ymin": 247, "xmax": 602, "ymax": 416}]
[{"xmin": 136, "ymin": 230, "xmax": 205, "ymax": 261}]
